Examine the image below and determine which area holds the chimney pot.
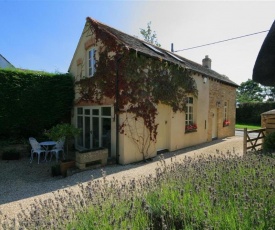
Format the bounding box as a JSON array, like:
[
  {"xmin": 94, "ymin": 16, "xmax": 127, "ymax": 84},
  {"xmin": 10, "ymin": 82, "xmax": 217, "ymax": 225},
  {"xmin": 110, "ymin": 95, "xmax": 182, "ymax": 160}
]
[{"xmin": 202, "ymin": 55, "xmax": 211, "ymax": 69}]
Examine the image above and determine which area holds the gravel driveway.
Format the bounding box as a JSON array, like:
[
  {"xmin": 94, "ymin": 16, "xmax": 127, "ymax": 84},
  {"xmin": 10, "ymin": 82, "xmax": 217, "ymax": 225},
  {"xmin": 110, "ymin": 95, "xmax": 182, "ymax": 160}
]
[{"xmin": 0, "ymin": 136, "xmax": 243, "ymax": 219}]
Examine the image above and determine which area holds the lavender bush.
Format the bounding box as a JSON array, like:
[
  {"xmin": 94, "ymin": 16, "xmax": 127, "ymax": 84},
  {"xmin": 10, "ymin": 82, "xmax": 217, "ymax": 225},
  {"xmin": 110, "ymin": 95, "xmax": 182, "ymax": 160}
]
[{"xmin": 1, "ymin": 152, "xmax": 274, "ymax": 229}]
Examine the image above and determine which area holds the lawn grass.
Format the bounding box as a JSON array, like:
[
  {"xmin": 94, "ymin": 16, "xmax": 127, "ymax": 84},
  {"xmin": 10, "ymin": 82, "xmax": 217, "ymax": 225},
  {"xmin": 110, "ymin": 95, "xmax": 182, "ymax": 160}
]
[
  {"xmin": 235, "ymin": 123, "xmax": 261, "ymax": 130},
  {"xmin": 3, "ymin": 152, "xmax": 274, "ymax": 229}
]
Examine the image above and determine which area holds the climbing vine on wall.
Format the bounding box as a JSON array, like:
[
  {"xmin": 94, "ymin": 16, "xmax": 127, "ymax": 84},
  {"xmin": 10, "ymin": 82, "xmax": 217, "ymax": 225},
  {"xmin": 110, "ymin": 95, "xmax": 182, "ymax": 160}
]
[{"xmin": 75, "ymin": 20, "xmax": 198, "ymax": 144}]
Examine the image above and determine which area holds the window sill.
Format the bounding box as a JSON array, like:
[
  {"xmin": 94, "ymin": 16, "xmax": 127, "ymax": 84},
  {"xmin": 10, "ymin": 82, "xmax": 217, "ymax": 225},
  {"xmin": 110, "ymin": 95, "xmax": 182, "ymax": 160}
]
[{"xmin": 185, "ymin": 129, "xmax": 197, "ymax": 134}]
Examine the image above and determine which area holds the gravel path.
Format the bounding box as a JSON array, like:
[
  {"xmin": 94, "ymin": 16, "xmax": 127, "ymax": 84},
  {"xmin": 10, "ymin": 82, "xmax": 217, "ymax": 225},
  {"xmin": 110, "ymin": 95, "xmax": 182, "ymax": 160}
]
[{"xmin": 0, "ymin": 136, "xmax": 243, "ymax": 220}]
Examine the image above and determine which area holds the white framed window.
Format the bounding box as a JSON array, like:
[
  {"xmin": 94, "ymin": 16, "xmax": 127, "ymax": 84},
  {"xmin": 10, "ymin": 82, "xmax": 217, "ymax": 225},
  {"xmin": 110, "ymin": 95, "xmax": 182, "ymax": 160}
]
[
  {"xmin": 185, "ymin": 97, "xmax": 194, "ymax": 125},
  {"xmin": 88, "ymin": 48, "xmax": 96, "ymax": 77},
  {"xmin": 224, "ymin": 101, "xmax": 228, "ymax": 121}
]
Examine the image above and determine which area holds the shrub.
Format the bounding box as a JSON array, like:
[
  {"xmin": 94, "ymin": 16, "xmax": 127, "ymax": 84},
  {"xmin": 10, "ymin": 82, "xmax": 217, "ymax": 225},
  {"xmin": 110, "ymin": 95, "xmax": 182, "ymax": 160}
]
[
  {"xmin": 263, "ymin": 132, "xmax": 275, "ymax": 153},
  {"xmin": 0, "ymin": 69, "xmax": 74, "ymax": 138},
  {"xmin": 236, "ymin": 102, "xmax": 275, "ymax": 125},
  {"xmin": 2, "ymin": 149, "xmax": 20, "ymax": 160},
  {"xmin": 45, "ymin": 123, "xmax": 81, "ymax": 155}
]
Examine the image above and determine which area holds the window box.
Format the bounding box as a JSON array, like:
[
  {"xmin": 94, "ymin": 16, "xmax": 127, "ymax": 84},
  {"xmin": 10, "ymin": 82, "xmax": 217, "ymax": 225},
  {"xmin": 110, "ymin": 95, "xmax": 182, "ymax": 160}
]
[
  {"xmin": 223, "ymin": 120, "xmax": 230, "ymax": 127},
  {"xmin": 185, "ymin": 123, "xmax": 197, "ymax": 133}
]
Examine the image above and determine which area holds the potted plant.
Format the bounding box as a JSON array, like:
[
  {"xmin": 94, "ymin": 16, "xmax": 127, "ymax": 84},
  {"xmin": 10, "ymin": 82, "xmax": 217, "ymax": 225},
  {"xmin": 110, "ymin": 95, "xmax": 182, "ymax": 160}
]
[
  {"xmin": 46, "ymin": 123, "xmax": 81, "ymax": 177},
  {"xmin": 185, "ymin": 123, "xmax": 197, "ymax": 133},
  {"xmin": 45, "ymin": 123, "xmax": 81, "ymax": 156},
  {"xmin": 223, "ymin": 120, "xmax": 230, "ymax": 127},
  {"xmin": 51, "ymin": 163, "xmax": 61, "ymax": 177}
]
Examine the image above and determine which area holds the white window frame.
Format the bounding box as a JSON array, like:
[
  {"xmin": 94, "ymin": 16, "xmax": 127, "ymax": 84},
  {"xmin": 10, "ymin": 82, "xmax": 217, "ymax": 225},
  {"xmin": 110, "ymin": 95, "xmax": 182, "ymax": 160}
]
[
  {"xmin": 88, "ymin": 48, "xmax": 96, "ymax": 77},
  {"xmin": 185, "ymin": 97, "xmax": 194, "ymax": 125},
  {"xmin": 224, "ymin": 101, "xmax": 228, "ymax": 121}
]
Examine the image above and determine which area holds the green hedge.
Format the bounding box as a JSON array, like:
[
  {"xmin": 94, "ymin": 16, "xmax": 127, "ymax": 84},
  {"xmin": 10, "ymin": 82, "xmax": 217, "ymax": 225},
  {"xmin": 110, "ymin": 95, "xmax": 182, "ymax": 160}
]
[
  {"xmin": 236, "ymin": 102, "xmax": 275, "ymax": 125},
  {"xmin": 0, "ymin": 69, "xmax": 74, "ymax": 138}
]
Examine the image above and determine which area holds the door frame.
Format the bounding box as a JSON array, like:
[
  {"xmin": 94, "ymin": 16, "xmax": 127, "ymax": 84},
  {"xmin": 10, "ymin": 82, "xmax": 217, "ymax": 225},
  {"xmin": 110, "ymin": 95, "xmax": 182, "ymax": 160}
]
[{"xmin": 75, "ymin": 106, "xmax": 113, "ymax": 153}]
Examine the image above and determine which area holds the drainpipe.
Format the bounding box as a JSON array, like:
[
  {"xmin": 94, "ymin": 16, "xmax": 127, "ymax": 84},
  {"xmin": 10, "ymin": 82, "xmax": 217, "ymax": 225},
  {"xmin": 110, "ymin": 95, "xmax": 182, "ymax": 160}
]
[{"xmin": 115, "ymin": 55, "xmax": 123, "ymax": 164}]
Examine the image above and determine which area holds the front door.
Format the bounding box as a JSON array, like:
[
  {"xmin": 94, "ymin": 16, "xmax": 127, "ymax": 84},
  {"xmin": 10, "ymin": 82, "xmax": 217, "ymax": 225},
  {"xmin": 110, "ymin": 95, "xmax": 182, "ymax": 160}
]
[{"xmin": 76, "ymin": 106, "xmax": 112, "ymax": 156}]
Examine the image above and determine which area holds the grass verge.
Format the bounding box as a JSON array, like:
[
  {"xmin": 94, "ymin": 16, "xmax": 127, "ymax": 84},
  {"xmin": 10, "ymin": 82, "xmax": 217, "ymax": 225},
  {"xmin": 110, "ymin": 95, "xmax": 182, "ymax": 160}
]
[{"xmin": 235, "ymin": 123, "xmax": 261, "ymax": 130}]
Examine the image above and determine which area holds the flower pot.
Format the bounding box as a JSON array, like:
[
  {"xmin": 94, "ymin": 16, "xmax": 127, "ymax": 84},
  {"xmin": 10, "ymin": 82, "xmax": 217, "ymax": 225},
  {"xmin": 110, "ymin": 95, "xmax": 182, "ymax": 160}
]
[
  {"xmin": 60, "ymin": 159, "xmax": 75, "ymax": 177},
  {"xmin": 51, "ymin": 164, "xmax": 61, "ymax": 177}
]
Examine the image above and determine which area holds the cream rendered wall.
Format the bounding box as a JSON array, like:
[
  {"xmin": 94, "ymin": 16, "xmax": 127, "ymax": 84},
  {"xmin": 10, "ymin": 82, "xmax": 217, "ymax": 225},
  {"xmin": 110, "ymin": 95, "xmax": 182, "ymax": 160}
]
[
  {"xmin": 120, "ymin": 74, "xmax": 210, "ymax": 164},
  {"xmin": 118, "ymin": 113, "xmax": 157, "ymax": 165},
  {"xmin": 169, "ymin": 74, "xmax": 209, "ymax": 151},
  {"xmin": 70, "ymin": 22, "xmax": 117, "ymax": 159},
  {"xmin": 69, "ymin": 22, "xmax": 105, "ymax": 104}
]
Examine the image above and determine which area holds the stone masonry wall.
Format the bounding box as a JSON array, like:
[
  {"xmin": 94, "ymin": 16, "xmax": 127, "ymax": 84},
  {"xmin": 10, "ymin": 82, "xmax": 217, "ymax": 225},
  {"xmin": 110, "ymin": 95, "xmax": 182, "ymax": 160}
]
[{"xmin": 208, "ymin": 78, "xmax": 236, "ymax": 140}]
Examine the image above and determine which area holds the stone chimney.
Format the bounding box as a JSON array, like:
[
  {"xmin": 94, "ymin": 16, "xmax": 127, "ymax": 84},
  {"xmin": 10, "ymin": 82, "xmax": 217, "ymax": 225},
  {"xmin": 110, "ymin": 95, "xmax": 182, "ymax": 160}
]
[{"xmin": 202, "ymin": 55, "xmax": 211, "ymax": 69}]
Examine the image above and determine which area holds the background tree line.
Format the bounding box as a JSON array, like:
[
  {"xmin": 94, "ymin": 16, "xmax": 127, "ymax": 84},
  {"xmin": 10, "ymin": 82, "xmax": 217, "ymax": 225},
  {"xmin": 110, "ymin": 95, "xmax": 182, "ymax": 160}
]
[
  {"xmin": 236, "ymin": 79, "xmax": 275, "ymax": 126},
  {"xmin": 237, "ymin": 79, "xmax": 275, "ymax": 103}
]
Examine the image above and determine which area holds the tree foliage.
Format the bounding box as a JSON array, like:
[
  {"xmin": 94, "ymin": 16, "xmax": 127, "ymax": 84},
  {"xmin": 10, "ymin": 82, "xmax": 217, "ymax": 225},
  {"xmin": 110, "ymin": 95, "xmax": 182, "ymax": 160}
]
[
  {"xmin": 237, "ymin": 79, "xmax": 264, "ymax": 103},
  {"xmin": 262, "ymin": 86, "xmax": 275, "ymax": 101},
  {"xmin": 140, "ymin": 21, "xmax": 161, "ymax": 47}
]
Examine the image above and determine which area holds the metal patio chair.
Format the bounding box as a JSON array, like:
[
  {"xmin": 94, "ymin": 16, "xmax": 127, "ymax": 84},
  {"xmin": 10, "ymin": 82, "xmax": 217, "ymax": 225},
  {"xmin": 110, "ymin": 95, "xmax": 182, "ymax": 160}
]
[{"xmin": 29, "ymin": 137, "xmax": 46, "ymax": 164}]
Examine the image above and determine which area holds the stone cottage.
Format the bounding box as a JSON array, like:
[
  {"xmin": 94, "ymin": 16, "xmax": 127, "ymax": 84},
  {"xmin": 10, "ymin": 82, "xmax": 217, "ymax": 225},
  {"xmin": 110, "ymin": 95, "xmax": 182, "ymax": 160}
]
[{"xmin": 69, "ymin": 17, "xmax": 238, "ymax": 164}]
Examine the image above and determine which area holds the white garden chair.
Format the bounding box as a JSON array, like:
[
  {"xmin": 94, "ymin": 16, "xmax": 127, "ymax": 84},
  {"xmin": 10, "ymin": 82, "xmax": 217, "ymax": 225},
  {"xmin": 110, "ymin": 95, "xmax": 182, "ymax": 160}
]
[
  {"xmin": 50, "ymin": 138, "xmax": 65, "ymax": 162},
  {"xmin": 29, "ymin": 137, "xmax": 46, "ymax": 164}
]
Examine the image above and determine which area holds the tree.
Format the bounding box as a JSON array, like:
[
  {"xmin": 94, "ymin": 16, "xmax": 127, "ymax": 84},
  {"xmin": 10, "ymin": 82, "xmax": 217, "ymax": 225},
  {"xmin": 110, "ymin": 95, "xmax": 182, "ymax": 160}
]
[
  {"xmin": 140, "ymin": 21, "xmax": 161, "ymax": 47},
  {"xmin": 237, "ymin": 79, "xmax": 264, "ymax": 103},
  {"xmin": 262, "ymin": 86, "xmax": 275, "ymax": 101}
]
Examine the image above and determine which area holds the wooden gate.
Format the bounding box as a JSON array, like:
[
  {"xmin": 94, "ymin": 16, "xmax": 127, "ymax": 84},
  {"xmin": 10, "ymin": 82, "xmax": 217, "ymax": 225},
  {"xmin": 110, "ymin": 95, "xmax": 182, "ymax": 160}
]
[{"xmin": 243, "ymin": 128, "xmax": 266, "ymax": 153}]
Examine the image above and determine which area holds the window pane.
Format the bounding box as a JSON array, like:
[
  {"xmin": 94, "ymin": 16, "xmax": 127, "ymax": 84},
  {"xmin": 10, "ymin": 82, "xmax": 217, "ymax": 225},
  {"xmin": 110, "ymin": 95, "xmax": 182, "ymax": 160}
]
[
  {"xmin": 85, "ymin": 109, "xmax": 90, "ymax": 115},
  {"xmin": 92, "ymin": 109, "xmax": 99, "ymax": 115},
  {"xmin": 77, "ymin": 108, "xmax": 83, "ymax": 115},
  {"xmin": 88, "ymin": 49, "xmax": 96, "ymax": 77},
  {"xmin": 188, "ymin": 97, "xmax": 193, "ymax": 104},
  {"xmin": 92, "ymin": 117, "xmax": 99, "ymax": 148},
  {"xmin": 102, "ymin": 107, "xmax": 111, "ymax": 116},
  {"xmin": 77, "ymin": 116, "xmax": 83, "ymax": 146},
  {"xmin": 84, "ymin": 117, "xmax": 90, "ymax": 149}
]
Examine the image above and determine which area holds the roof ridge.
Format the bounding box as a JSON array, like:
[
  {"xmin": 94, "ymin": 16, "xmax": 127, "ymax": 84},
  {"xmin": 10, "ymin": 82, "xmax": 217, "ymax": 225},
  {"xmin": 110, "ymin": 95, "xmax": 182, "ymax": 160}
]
[
  {"xmin": 86, "ymin": 17, "xmax": 159, "ymax": 48},
  {"xmin": 85, "ymin": 16, "xmax": 238, "ymax": 87}
]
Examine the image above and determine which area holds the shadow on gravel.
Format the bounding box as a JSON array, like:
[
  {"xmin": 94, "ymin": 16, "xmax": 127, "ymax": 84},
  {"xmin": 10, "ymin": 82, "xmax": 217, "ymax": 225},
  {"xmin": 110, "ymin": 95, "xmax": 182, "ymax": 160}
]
[{"xmin": 0, "ymin": 136, "xmax": 240, "ymax": 205}]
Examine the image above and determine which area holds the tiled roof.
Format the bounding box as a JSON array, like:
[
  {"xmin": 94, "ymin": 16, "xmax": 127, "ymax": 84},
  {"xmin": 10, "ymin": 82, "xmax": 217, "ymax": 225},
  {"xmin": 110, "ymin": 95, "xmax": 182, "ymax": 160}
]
[{"xmin": 87, "ymin": 17, "xmax": 238, "ymax": 87}]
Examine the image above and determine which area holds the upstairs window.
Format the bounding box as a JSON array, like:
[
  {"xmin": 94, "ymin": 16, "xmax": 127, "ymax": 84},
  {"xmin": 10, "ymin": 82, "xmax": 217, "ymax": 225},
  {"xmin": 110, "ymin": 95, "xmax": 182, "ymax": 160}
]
[{"xmin": 88, "ymin": 48, "xmax": 96, "ymax": 77}]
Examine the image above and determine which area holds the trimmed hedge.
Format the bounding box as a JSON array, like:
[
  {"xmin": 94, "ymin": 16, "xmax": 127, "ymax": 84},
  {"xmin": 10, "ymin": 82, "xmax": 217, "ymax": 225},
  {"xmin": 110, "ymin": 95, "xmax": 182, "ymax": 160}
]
[
  {"xmin": 236, "ymin": 102, "xmax": 275, "ymax": 125},
  {"xmin": 0, "ymin": 69, "xmax": 74, "ymax": 138}
]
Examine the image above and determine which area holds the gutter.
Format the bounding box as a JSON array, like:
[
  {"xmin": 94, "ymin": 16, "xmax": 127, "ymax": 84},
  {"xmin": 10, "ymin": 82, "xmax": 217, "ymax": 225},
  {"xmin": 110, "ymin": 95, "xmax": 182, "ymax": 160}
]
[{"xmin": 115, "ymin": 55, "xmax": 123, "ymax": 164}]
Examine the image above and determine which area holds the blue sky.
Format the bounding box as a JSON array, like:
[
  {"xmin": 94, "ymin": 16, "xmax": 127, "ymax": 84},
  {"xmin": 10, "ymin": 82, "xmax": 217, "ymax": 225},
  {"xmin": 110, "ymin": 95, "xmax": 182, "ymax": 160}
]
[{"xmin": 1, "ymin": 1, "xmax": 274, "ymax": 85}]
